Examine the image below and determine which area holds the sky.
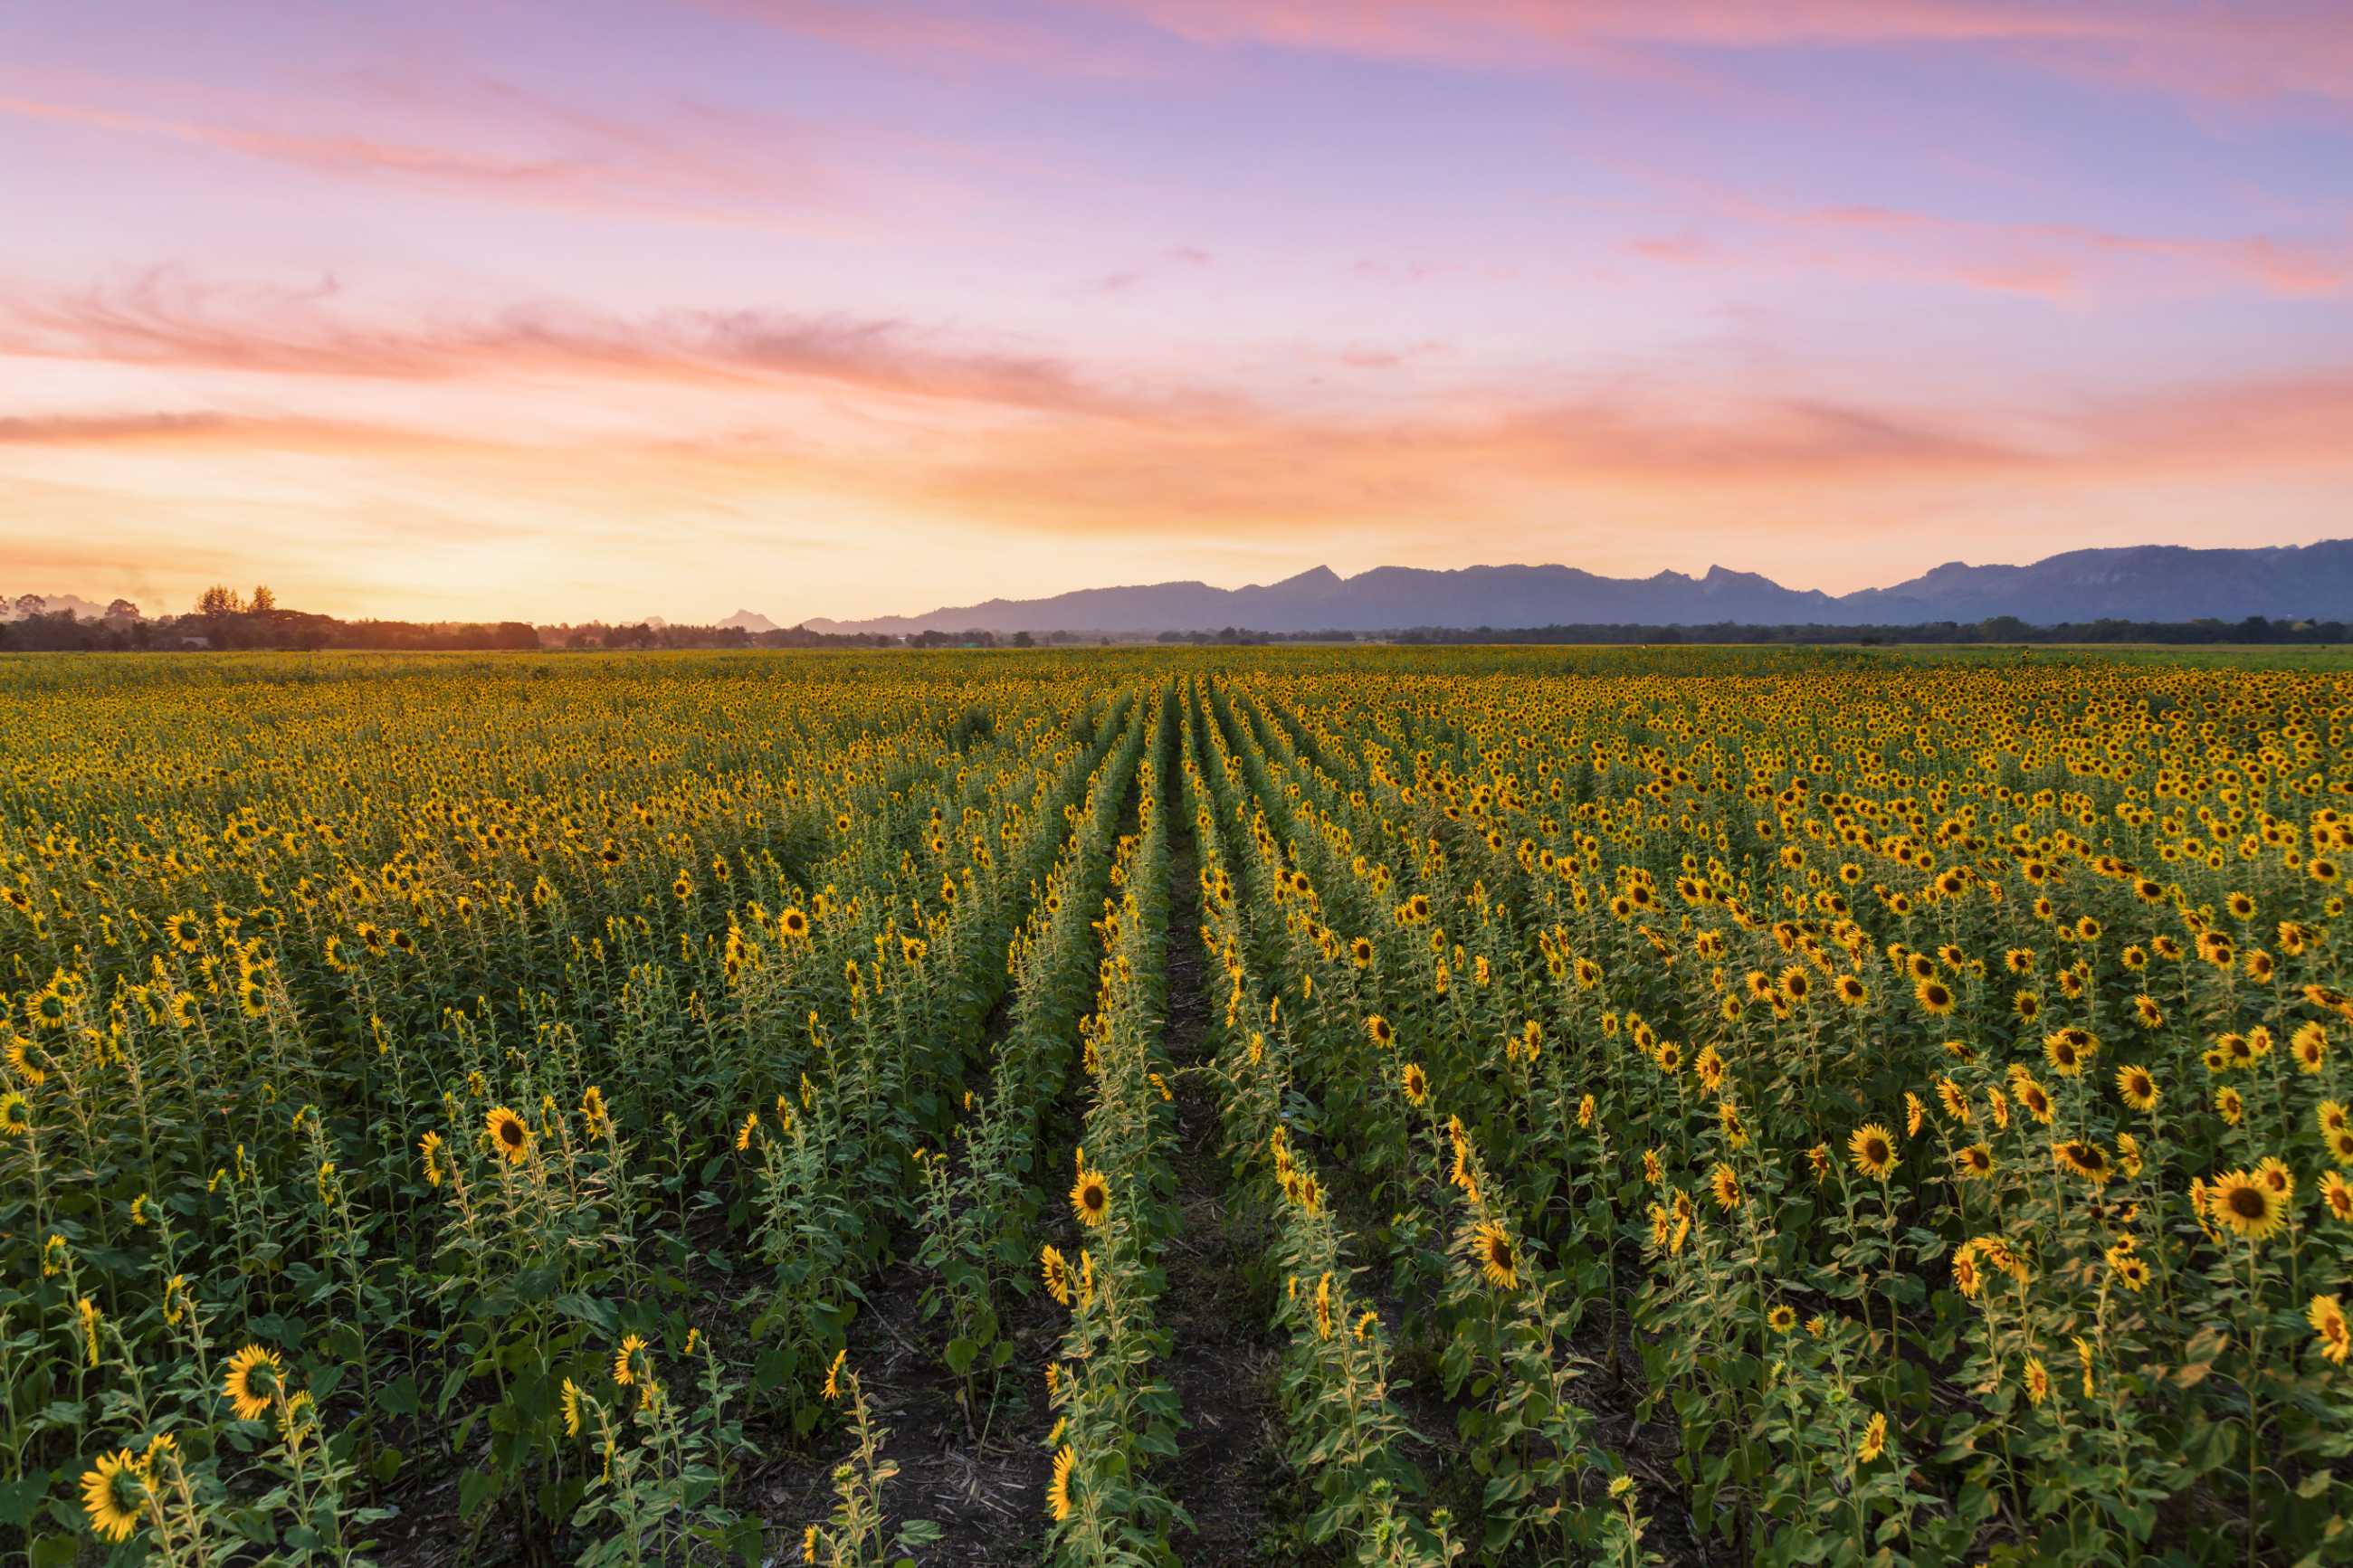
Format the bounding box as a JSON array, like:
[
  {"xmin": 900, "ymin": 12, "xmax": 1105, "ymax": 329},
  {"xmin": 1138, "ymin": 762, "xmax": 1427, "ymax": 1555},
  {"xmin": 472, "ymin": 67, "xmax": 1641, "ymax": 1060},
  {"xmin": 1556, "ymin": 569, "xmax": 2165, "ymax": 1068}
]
[{"xmin": 2, "ymin": 1, "xmax": 2351, "ymax": 625}]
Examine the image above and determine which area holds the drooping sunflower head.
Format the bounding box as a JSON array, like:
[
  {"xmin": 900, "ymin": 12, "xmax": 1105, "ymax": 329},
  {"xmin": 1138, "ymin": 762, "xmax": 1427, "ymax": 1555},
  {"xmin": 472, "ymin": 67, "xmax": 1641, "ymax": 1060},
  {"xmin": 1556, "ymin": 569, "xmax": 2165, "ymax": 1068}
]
[
  {"xmin": 2311, "ymin": 1294, "xmax": 2352, "ymax": 1365},
  {"xmin": 1472, "ymin": 1220, "xmax": 1519, "ymax": 1290},
  {"xmin": 224, "ymin": 1342, "xmax": 282, "ymax": 1422},
  {"xmin": 80, "ymin": 1448, "xmax": 148, "ymax": 1543},
  {"xmin": 2053, "ymin": 1139, "xmax": 2110, "ymax": 1186},
  {"xmin": 1041, "ymin": 1243, "xmax": 1074, "ymax": 1307},
  {"xmin": 485, "ymin": 1105, "xmax": 531, "ymax": 1165},
  {"xmin": 1071, "ymin": 1168, "xmax": 1110, "ymax": 1228},
  {"xmin": 1047, "ymin": 1444, "xmax": 1077, "ymax": 1522},
  {"xmin": 2323, "ymin": 1171, "xmax": 2353, "ymax": 1222}
]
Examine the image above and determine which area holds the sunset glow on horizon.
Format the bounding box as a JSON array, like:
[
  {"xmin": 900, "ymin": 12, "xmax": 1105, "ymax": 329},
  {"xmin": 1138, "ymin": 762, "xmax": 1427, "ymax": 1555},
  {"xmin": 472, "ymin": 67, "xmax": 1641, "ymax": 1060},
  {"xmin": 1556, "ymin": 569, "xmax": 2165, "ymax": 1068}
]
[{"xmin": 5, "ymin": 1, "xmax": 2352, "ymax": 624}]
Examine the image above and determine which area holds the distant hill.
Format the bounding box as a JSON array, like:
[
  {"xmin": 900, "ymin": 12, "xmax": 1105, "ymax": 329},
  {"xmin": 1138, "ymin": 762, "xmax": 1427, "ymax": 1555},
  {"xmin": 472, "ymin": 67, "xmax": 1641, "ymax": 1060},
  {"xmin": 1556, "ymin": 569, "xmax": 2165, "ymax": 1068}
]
[
  {"xmin": 715, "ymin": 609, "xmax": 779, "ymax": 633},
  {"xmin": 803, "ymin": 541, "xmax": 2353, "ymax": 634}
]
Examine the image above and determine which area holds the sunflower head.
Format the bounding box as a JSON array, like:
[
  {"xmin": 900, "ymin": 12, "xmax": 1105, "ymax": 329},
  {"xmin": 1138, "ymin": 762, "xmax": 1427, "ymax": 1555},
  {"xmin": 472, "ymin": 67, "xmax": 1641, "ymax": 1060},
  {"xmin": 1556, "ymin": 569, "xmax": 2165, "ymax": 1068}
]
[
  {"xmin": 485, "ymin": 1105, "xmax": 531, "ymax": 1164},
  {"xmin": 80, "ymin": 1448, "xmax": 148, "ymax": 1544},
  {"xmin": 224, "ymin": 1343, "xmax": 282, "ymax": 1422},
  {"xmin": 2208, "ymin": 1170, "xmax": 2284, "ymax": 1240},
  {"xmin": 1071, "ymin": 1168, "xmax": 1110, "ymax": 1228},
  {"xmin": 1848, "ymin": 1123, "xmax": 1898, "ymax": 1179},
  {"xmin": 1472, "ymin": 1220, "xmax": 1519, "ymax": 1290}
]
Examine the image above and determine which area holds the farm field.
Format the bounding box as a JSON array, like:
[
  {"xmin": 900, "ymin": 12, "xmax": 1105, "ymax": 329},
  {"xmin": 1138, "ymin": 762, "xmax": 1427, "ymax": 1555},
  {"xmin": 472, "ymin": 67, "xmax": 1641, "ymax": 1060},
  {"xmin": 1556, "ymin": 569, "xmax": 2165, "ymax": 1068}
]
[{"xmin": 3, "ymin": 647, "xmax": 2350, "ymax": 1568}]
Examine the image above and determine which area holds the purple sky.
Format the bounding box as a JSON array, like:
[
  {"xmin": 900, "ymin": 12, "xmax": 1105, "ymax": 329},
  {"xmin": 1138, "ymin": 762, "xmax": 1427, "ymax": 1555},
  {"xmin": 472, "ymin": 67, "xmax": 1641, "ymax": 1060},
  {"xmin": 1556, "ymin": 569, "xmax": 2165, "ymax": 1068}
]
[{"xmin": 3, "ymin": 0, "xmax": 2350, "ymax": 622}]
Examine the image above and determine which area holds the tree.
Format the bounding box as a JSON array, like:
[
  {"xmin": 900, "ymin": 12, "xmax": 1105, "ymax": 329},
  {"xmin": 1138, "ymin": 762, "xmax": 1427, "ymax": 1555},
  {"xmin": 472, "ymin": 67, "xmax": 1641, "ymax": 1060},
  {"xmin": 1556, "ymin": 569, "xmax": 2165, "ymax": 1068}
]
[
  {"xmin": 14, "ymin": 593, "xmax": 45, "ymax": 618},
  {"xmin": 195, "ymin": 585, "xmax": 244, "ymax": 618},
  {"xmin": 1011, "ymin": 630, "xmax": 1034, "ymax": 648},
  {"xmin": 105, "ymin": 598, "xmax": 140, "ymax": 622},
  {"xmin": 251, "ymin": 584, "xmax": 277, "ymax": 616}
]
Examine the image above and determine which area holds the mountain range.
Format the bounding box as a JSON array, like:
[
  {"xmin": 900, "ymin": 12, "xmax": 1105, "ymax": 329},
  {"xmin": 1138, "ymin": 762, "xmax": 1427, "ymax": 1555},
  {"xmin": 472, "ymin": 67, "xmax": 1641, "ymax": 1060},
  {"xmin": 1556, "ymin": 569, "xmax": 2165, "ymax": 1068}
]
[{"xmin": 801, "ymin": 540, "xmax": 2353, "ymax": 635}]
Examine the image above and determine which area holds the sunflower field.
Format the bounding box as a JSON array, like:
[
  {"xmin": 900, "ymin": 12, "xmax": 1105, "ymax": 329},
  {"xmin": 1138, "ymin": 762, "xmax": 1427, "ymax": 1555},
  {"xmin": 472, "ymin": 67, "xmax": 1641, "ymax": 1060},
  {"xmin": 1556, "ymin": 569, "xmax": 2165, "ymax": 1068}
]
[{"xmin": 3, "ymin": 647, "xmax": 2349, "ymax": 1566}]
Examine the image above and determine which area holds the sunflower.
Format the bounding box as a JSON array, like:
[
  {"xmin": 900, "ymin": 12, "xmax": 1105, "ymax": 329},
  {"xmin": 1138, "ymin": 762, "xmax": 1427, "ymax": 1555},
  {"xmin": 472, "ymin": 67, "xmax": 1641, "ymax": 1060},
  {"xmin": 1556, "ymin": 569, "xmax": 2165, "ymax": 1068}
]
[
  {"xmin": 485, "ymin": 1105, "xmax": 531, "ymax": 1164},
  {"xmin": 1349, "ymin": 936, "xmax": 1374, "ymax": 968},
  {"xmin": 1472, "ymin": 1220, "xmax": 1519, "ymax": 1289},
  {"xmin": 5, "ymin": 1035, "xmax": 43, "ymax": 1085},
  {"xmin": 0, "ymin": 1090, "xmax": 29, "ymax": 1137},
  {"xmin": 1848, "ymin": 1123, "xmax": 1899, "ymax": 1180},
  {"xmin": 1767, "ymin": 1304, "xmax": 1797, "ymax": 1334},
  {"xmin": 2311, "ymin": 1294, "xmax": 2352, "ymax": 1365},
  {"xmin": 1041, "ymin": 1243, "xmax": 1074, "ymax": 1307},
  {"xmin": 2114, "ymin": 1063, "xmax": 2158, "ymax": 1113},
  {"xmin": 2024, "ymin": 1356, "xmax": 2051, "ymax": 1406},
  {"xmin": 1914, "ymin": 978, "xmax": 1956, "ymax": 1016},
  {"xmin": 2322, "ymin": 1171, "xmax": 2353, "ymax": 1222},
  {"xmin": 561, "ymin": 1376, "xmax": 584, "ymax": 1437},
  {"xmin": 1364, "ymin": 1014, "xmax": 1393, "ymax": 1048},
  {"xmin": 2207, "ymin": 1170, "xmax": 2284, "ymax": 1240},
  {"xmin": 1047, "ymin": 1444, "xmax": 1076, "ymax": 1522},
  {"xmin": 614, "ymin": 1333, "xmax": 647, "ymax": 1387},
  {"xmin": 417, "ymin": 1129, "xmax": 444, "ymax": 1187},
  {"xmin": 2053, "ymin": 1139, "xmax": 2110, "ymax": 1186},
  {"xmin": 224, "ymin": 1343, "xmax": 281, "ymax": 1421},
  {"xmin": 1834, "ymin": 974, "xmax": 1868, "ymax": 1005},
  {"xmin": 2292, "ymin": 1022, "xmax": 2329, "ymax": 1074},
  {"xmin": 1857, "ymin": 1411, "xmax": 1888, "ymax": 1463},
  {"xmin": 80, "ymin": 1448, "xmax": 146, "ymax": 1543},
  {"xmin": 779, "ymin": 908, "xmax": 810, "ymax": 940},
  {"xmin": 1071, "ymin": 1167, "xmax": 1110, "ymax": 1228},
  {"xmin": 2043, "ymin": 1027, "xmax": 2098, "ymax": 1077},
  {"xmin": 2257, "ymin": 1155, "xmax": 2296, "ymax": 1202},
  {"xmin": 1955, "ymin": 1143, "xmax": 1996, "ymax": 1180},
  {"xmin": 2106, "ymin": 1245, "xmax": 2150, "ymax": 1292},
  {"xmin": 1710, "ymin": 1163, "xmax": 1743, "ymax": 1212},
  {"xmin": 1400, "ymin": 1061, "xmax": 1429, "ymax": 1106}
]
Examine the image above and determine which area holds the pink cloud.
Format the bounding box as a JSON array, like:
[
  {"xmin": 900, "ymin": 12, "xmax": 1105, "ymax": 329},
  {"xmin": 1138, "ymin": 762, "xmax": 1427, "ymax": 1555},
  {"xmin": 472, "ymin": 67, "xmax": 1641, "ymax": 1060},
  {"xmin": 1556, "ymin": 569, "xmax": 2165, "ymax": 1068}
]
[
  {"xmin": 0, "ymin": 69, "xmax": 838, "ymax": 223},
  {"xmin": 703, "ymin": 2, "xmax": 2353, "ymax": 110}
]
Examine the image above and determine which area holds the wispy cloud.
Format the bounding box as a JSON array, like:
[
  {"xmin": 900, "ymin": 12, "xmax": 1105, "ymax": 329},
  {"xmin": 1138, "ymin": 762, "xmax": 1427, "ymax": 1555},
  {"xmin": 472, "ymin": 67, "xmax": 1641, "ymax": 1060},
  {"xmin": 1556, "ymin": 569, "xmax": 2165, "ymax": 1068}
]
[
  {"xmin": 688, "ymin": 1, "xmax": 2353, "ymax": 110},
  {"xmin": 0, "ymin": 273, "xmax": 1231, "ymax": 420},
  {"xmin": 0, "ymin": 65, "xmax": 841, "ymax": 223}
]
